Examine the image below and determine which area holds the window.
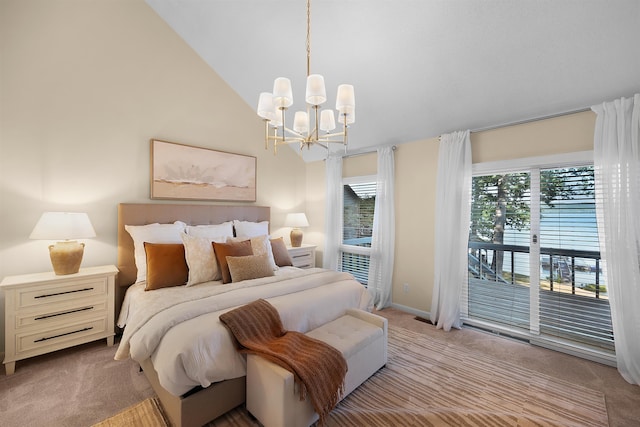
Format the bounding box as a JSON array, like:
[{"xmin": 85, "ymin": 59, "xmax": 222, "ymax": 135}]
[
  {"xmin": 340, "ymin": 176, "xmax": 376, "ymax": 285},
  {"xmin": 465, "ymin": 153, "xmax": 614, "ymax": 365}
]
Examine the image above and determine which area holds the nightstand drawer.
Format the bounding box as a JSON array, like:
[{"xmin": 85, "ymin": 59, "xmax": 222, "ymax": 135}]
[
  {"xmin": 286, "ymin": 245, "xmax": 316, "ymax": 269},
  {"xmin": 15, "ymin": 276, "xmax": 108, "ymax": 310},
  {"xmin": 14, "ymin": 297, "xmax": 109, "ymax": 330},
  {"xmin": 16, "ymin": 317, "xmax": 109, "ymax": 355},
  {"xmin": 290, "ymin": 252, "xmax": 313, "ymax": 268}
]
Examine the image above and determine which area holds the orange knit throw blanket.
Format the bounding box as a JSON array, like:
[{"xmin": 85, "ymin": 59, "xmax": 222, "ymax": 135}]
[{"xmin": 219, "ymin": 299, "xmax": 347, "ymax": 425}]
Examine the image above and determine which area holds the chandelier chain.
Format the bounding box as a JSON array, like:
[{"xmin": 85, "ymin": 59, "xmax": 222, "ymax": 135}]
[{"xmin": 306, "ymin": 0, "xmax": 311, "ymax": 77}]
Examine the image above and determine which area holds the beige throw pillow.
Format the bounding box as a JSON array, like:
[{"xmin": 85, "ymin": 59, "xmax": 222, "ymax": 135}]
[{"xmin": 226, "ymin": 254, "xmax": 275, "ymax": 283}]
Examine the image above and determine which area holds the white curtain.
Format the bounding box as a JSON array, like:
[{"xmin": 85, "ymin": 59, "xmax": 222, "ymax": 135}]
[
  {"xmin": 592, "ymin": 93, "xmax": 640, "ymax": 385},
  {"xmin": 430, "ymin": 130, "xmax": 472, "ymax": 331},
  {"xmin": 323, "ymin": 154, "xmax": 343, "ymax": 271},
  {"xmin": 367, "ymin": 146, "xmax": 396, "ymax": 309}
]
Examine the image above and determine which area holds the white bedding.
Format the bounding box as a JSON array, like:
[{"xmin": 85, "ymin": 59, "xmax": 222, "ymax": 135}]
[{"xmin": 115, "ymin": 267, "xmax": 373, "ymax": 396}]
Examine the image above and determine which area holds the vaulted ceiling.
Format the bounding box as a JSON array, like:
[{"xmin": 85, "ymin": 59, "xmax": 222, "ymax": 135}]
[{"xmin": 146, "ymin": 0, "xmax": 640, "ymax": 161}]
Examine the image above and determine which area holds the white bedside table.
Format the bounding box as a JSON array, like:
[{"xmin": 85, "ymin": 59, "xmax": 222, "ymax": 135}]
[
  {"xmin": 286, "ymin": 245, "xmax": 317, "ymax": 269},
  {"xmin": 1, "ymin": 265, "xmax": 118, "ymax": 375}
]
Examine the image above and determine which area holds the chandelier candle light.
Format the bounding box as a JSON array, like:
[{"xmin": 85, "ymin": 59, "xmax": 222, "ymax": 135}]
[
  {"xmin": 257, "ymin": 0, "xmax": 355, "ymax": 154},
  {"xmin": 29, "ymin": 212, "xmax": 96, "ymax": 275}
]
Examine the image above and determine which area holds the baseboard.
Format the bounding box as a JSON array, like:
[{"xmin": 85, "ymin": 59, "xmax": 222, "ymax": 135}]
[{"xmin": 389, "ymin": 303, "xmax": 430, "ymax": 321}]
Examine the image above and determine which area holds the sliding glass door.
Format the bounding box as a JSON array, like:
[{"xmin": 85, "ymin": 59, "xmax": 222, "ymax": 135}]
[{"xmin": 465, "ymin": 161, "xmax": 614, "ymax": 360}]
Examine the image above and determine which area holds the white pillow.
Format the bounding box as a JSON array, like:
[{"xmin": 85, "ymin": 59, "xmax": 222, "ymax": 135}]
[
  {"xmin": 186, "ymin": 222, "xmax": 234, "ymax": 240},
  {"xmin": 182, "ymin": 233, "xmax": 226, "ymax": 286},
  {"xmin": 233, "ymin": 220, "xmax": 269, "ymax": 239},
  {"xmin": 124, "ymin": 221, "xmax": 186, "ymax": 283}
]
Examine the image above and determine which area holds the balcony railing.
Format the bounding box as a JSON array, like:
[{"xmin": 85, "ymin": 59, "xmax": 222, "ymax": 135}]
[
  {"xmin": 468, "ymin": 241, "xmax": 605, "ymax": 298},
  {"xmin": 467, "ymin": 241, "xmax": 613, "ymax": 352}
]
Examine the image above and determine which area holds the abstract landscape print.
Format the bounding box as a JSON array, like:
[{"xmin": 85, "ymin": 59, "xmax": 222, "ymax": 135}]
[{"xmin": 151, "ymin": 139, "xmax": 256, "ymax": 202}]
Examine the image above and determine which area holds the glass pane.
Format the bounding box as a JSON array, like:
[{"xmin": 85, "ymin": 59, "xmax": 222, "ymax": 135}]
[
  {"xmin": 341, "ymin": 181, "xmax": 376, "ymax": 285},
  {"xmin": 343, "ymin": 182, "xmax": 375, "ymax": 247},
  {"xmin": 468, "ymin": 172, "xmax": 531, "ymax": 331},
  {"xmin": 538, "ymin": 166, "xmax": 613, "ymax": 352}
]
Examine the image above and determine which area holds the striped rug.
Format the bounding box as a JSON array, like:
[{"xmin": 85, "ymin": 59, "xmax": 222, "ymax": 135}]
[{"xmin": 99, "ymin": 326, "xmax": 609, "ymax": 426}]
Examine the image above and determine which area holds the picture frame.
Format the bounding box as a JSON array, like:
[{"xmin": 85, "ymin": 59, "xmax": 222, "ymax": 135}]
[{"xmin": 150, "ymin": 139, "xmax": 256, "ymax": 202}]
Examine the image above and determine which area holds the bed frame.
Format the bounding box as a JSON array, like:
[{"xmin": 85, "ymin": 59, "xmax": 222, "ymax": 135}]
[{"xmin": 116, "ymin": 203, "xmax": 270, "ymax": 427}]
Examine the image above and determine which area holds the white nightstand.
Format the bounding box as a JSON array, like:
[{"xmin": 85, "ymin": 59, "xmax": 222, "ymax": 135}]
[
  {"xmin": 1, "ymin": 265, "xmax": 118, "ymax": 375},
  {"xmin": 286, "ymin": 245, "xmax": 317, "ymax": 269}
]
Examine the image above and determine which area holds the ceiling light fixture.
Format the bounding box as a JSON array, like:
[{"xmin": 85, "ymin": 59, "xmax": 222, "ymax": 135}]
[{"xmin": 256, "ymin": 0, "xmax": 355, "ymax": 155}]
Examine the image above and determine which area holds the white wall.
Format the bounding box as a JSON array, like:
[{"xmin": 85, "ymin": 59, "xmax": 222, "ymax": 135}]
[{"xmin": 0, "ymin": 0, "xmax": 307, "ymax": 354}]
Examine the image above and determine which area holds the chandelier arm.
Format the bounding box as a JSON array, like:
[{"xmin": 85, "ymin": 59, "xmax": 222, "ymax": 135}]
[{"xmin": 283, "ymin": 126, "xmax": 305, "ymax": 139}]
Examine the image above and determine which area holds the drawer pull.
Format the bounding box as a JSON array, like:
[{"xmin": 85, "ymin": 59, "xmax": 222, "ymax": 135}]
[
  {"xmin": 34, "ymin": 306, "xmax": 94, "ymax": 320},
  {"xmin": 34, "ymin": 287, "xmax": 94, "ymax": 299},
  {"xmin": 34, "ymin": 327, "xmax": 94, "ymax": 343}
]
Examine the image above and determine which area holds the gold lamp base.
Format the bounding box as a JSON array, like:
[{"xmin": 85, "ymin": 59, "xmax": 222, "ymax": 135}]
[
  {"xmin": 49, "ymin": 241, "xmax": 85, "ymax": 275},
  {"xmin": 290, "ymin": 228, "xmax": 303, "ymax": 247}
]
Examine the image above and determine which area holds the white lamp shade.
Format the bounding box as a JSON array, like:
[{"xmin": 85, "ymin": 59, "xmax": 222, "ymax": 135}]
[
  {"xmin": 305, "ymin": 74, "xmax": 327, "ymax": 105},
  {"xmin": 284, "ymin": 213, "xmax": 309, "ymax": 228},
  {"xmin": 257, "ymin": 92, "xmax": 276, "ymax": 121},
  {"xmin": 30, "ymin": 212, "xmax": 96, "ymax": 240},
  {"xmin": 335, "ymin": 84, "xmax": 355, "ymax": 114},
  {"xmin": 320, "ymin": 109, "xmax": 336, "ymax": 131},
  {"xmin": 293, "ymin": 111, "xmax": 309, "ymax": 133},
  {"xmin": 272, "ymin": 77, "xmax": 293, "ymax": 108}
]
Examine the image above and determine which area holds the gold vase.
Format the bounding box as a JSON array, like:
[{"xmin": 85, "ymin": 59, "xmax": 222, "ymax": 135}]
[{"xmin": 49, "ymin": 240, "xmax": 85, "ymax": 275}]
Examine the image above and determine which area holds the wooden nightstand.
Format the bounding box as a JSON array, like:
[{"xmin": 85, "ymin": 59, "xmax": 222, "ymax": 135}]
[
  {"xmin": 1, "ymin": 265, "xmax": 118, "ymax": 375},
  {"xmin": 286, "ymin": 245, "xmax": 317, "ymax": 269}
]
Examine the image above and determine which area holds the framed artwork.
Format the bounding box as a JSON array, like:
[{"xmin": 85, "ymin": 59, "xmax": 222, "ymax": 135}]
[{"xmin": 150, "ymin": 139, "xmax": 256, "ymax": 202}]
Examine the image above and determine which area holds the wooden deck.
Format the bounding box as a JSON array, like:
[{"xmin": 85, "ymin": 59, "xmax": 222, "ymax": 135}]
[{"xmin": 467, "ymin": 278, "xmax": 614, "ymax": 352}]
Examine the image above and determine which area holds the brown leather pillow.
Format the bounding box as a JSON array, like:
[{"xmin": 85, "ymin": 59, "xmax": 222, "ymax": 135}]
[
  {"xmin": 144, "ymin": 243, "xmax": 188, "ymax": 290},
  {"xmin": 270, "ymin": 237, "xmax": 293, "ymax": 267},
  {"xmin": 212, "ymin": 240, "xmax": 253, "ymax": 283}
]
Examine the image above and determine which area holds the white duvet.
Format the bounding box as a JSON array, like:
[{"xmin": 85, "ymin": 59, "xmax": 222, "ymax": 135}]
[{"xmin": 115, "ymin": 267, "xmax": 373, "ymax": 396}]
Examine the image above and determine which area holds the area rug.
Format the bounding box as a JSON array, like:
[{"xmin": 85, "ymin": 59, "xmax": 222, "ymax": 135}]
[
  {"xmin": 97, "ymin": 326, "xmax": 609, "ymax": 427},
  {"xmin": 91, "ymin": 397, "xmax": 169, "ymax": 427}
]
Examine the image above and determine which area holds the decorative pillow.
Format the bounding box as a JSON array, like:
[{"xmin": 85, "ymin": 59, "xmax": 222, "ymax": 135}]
[
  {"xmin": 182, "ymin": 233, "xmax": 226, "ymax": 286},
  {"xmin": 125, "ymin": 221, "xmax": 186, "ymax": 283},
  {"xmin": 270, "ymin": 237, "xmax": 293, "ymax": 267},
  {"xmin": 212, "ymin": 240, "xmax": 253, "ymax": 284},
  {"xmin": 227, "ymin": 235, "xmax": 277, "ymax": 271},
  {"xmin": 233, "ymin": 220, "xmax": 269, "ymax": 239},
  {"xmin": 186, "ymin": 222, "xmax": 234, "ymax": 240},
  {"xmin": 226, "ymin": 254, "xmax": 275, "ymax": 283},
  {"xmin": 143, "ymin": 243, "xmax": 189, "ymax": 290}
]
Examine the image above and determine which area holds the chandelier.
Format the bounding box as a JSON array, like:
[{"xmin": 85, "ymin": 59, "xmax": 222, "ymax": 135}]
[{"xmin": 256, "ymin": 0, "xmax": 355, "ymax": 154}]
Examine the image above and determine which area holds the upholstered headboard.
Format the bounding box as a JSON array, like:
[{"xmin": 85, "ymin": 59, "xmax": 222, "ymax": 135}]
[{"xmin": 116, "ymin": 203, "xmax": 270, "ymax": 319}]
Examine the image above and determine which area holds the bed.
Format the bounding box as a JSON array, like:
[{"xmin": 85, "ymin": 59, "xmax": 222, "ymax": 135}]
[{"xmin": 114, "ymin": 203, "xmax": 373, "ymax": 427}]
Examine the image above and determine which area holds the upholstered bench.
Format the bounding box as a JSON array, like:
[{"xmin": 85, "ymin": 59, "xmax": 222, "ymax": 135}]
[{"xmin": 246, "ymin": 308, "xmax": 388, "ymax": 427}]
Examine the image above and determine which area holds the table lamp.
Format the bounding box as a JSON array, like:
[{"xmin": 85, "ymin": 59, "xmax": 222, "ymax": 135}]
[
  {"xmin": 284, "ymin": 213, "xmax": 309, "ymax": 247},
  {"xmin": 29, "ymin": 212, "xmax": 96, "ymax": 275}
]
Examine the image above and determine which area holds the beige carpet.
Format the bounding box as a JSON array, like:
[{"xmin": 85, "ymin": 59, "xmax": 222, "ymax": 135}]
[{"xmin": 98, "ymin": 326, "xmax": 609, "ymax": 427}]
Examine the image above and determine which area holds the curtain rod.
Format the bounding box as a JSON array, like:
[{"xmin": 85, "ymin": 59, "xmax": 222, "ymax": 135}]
[
  {"xmin": 340, "ymin": 144, "xmax": 397, "ymax": 158},
  {"xmin": 470, "ymin": 106, "xmax": 592, "ymax": 133}
]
